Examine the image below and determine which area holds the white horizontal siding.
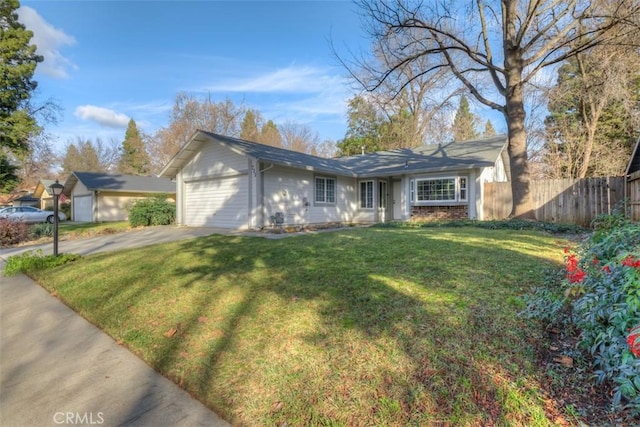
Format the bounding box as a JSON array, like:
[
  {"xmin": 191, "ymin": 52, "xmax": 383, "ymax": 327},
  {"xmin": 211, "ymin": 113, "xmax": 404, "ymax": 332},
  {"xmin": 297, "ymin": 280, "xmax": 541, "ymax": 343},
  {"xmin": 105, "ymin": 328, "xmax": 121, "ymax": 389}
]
[
  {"xmin": 262, "ymin": 168, "xmax": 358, "ymax": 226},
  {"xmin": 185, "ymin": 177, "xmax": 249, "ymax": 228},
  {"xmin": 182, "ymin": 141, "xmax": 247, "ymax": 181},
  {"xmin": 263, "ymin": 167, "xmax": 309, "ymax": 225}
]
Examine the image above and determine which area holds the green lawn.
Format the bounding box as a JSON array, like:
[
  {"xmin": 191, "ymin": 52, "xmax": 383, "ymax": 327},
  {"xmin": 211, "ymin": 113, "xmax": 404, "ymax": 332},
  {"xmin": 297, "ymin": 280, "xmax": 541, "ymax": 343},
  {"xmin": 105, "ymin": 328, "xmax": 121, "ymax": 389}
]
[{"xmin": 30, "ymin": 227, "xmax": 571, "ymax": 426}]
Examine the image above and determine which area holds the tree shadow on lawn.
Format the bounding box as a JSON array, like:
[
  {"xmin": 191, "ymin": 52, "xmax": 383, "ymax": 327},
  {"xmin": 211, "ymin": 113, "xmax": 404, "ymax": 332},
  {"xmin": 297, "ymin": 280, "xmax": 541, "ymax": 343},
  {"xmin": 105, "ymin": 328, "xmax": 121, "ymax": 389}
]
[
  {"xmin": 70, "ymin": 228, "xmax": 566, "ymax": 426},
  {"xmin": 142, "ymin": 227, "xmax": 567, "ymax": 426}
]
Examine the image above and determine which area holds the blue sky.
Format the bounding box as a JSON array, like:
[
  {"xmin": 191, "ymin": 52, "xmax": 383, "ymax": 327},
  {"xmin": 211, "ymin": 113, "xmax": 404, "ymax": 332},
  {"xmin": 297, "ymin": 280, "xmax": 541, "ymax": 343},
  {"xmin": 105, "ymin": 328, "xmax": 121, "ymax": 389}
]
[{"xmin": 19, "ymin": 1, "xmax": 368, "ymax": 153}]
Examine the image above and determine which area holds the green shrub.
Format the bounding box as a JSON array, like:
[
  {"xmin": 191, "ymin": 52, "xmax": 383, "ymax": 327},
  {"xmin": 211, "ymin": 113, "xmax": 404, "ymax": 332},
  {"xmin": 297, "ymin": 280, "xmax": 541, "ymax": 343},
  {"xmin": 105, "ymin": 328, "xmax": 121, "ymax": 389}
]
[
  {"xmin": 128, "ymin": 197, "xmax": 175, "ymax": 227},
  {"xmin": 522, "ymin": 216, "xmax": 640, "ymax": 413},
  {"xmin": 571, "ymin": 223, "xmax": 640, "ymax": 410},
  {"xmin": 29, "ymin": 223, "xmax": 53, "ymax": 239},
  {"xmin": 0, "ymin": 218, "xmax": 29, "ymax": 247},
  {"xmin": 3, "ymin": 250, "xmax": 81, "ymax": 276},
  {"xmin": 59, "ymin": 202, "xmax": 71, "ymax": 219}
]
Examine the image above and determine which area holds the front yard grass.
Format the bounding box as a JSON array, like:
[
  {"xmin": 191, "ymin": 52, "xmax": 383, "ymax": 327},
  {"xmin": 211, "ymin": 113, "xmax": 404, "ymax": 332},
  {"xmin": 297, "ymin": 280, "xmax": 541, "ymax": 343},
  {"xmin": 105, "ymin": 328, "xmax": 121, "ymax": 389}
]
[{"xmin": 30, "ymin": 227, "xmax": 570, "ymax": 426}]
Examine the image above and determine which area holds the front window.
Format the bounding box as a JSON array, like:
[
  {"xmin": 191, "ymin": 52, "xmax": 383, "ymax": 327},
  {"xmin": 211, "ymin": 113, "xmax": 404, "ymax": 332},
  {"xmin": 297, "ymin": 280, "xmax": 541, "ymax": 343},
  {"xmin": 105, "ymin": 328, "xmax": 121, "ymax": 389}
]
[
  {"xmin": 360, "ymin": 181, "xmax": 374, "ymax": 209},
  {"xmin": 315, "ymin": 177, "xmax": 335, "ymax": 204},
  {"xmin": 411, "ymin": 176, "xmax": 468, "ymax": 203}
]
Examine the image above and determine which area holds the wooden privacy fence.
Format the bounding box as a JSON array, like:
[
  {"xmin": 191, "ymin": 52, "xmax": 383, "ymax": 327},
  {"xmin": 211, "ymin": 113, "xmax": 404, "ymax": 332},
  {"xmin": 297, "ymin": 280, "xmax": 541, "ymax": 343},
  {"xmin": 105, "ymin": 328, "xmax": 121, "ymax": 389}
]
[{"xmin": 484, "ymin": 177, "xmax": 626, "ymax": 227}]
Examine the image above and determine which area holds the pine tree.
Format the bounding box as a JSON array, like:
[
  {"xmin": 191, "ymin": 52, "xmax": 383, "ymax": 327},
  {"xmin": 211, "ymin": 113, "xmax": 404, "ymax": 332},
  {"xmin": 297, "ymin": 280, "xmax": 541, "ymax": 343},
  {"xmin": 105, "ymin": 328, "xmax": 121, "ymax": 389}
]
[
  {"xmin": 1, "ymin": 0, "xmax": 43, "ymax": 157},
  {"xmin": 259, "ymin": 120, "xmax": 282, "ymax": 147},
  {"xmin": 0, "ymin": 153, "xmax": 20, "ymax": 192},
  {"xmin": 118, "ymin": 119, "xmax": 149, "ymax": 175},
  {"xmin": 452, "ymin": 96, "xmax": 478, "ymax": 141},
  {"xmin": 240, "ymin": 110, "xmax": 260, "ymax": 142},
  {"xmin": 483, "ymin": 120, "xmax": 496, "ymax": 137},
  {"xmin": 1, "ymin": 0, "xmax": 44, "ymax": 192}
]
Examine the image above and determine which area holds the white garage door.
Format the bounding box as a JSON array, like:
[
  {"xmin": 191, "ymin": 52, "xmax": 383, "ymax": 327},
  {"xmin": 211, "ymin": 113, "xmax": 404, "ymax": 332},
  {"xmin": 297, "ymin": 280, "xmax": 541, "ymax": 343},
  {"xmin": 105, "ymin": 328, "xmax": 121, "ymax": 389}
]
[
  {"xmin": 185, "ymin": 176, "xmax": 248, "ymax": 228},
  {"xmin": 73, "ymin": 195, "xmax": 92, "ymax": 222}
]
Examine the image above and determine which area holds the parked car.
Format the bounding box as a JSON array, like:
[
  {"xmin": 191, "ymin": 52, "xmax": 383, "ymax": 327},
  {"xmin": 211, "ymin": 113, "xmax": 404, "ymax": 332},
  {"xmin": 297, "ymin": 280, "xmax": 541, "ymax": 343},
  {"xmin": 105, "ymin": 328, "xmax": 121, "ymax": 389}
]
[{"xmin": 0, "ymin": 206, "xmax": 67, "ymax": 224}]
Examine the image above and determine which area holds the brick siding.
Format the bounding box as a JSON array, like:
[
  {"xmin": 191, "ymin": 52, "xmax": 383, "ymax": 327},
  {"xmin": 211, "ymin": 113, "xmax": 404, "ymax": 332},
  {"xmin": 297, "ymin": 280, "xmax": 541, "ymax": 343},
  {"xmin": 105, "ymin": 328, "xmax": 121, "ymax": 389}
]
[{"xmin": 411, "ymin": 205, "xmax": 468, "ymax": 221}]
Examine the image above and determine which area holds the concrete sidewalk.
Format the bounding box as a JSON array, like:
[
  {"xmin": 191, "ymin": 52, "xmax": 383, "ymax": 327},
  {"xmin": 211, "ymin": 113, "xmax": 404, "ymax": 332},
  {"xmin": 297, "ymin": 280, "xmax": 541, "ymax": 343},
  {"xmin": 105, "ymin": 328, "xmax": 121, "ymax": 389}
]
[{"xmin": 0, "ymin": 227, "xmax": 232, "ymax": 427}]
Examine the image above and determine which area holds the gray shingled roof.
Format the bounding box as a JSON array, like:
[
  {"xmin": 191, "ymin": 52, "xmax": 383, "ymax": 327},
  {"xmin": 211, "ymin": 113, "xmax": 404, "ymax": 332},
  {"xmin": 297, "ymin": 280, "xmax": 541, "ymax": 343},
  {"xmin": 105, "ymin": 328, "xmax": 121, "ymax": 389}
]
[
  {"xmin": 160, "ymin": 130, "xmax": 508, "ymax": 179},
  {"xmin": 335, "ymin": 136, "xmax": 508, "ymax": 177},
  {"xmin": 63, "ymin": 172, "xmax": 175, "ymax": 196}
]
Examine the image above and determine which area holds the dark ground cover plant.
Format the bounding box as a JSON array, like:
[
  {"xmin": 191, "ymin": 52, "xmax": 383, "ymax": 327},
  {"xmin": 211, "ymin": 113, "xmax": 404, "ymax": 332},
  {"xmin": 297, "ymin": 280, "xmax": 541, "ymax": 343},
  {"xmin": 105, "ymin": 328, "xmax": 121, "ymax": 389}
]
[
  {"xmin": 376, "ymin": 218, "xmax": 586, "ymax": 234},
  {"xmin": 128, "ymin": 196, "xmax": 175, "ymax": 227},
  {"xmin": 522, "ymin": 212, "xmax": 640, "ymax": 421}
]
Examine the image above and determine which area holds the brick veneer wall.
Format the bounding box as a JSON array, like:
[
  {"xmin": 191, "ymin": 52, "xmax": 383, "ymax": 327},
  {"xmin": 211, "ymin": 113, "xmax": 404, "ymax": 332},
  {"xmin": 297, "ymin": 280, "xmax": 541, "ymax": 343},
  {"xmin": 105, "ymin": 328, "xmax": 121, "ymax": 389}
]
[{"xmin": 411, "ymin": 205, "xmax": 468, "ymax": 221}]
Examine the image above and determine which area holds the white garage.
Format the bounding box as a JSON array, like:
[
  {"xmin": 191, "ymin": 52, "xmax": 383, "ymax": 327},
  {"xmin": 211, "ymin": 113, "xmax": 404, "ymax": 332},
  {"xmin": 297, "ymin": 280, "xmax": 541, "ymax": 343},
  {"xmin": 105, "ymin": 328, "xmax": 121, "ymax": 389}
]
[
  {"xmin": 62, "ymin": 172, "xmax": 176, "ymax": 222},
  {"xmin": 73, "ymin": 195, "xmax": 93, "ymax": 223},
  {"xmin": 184, "ymin": 177, "xmax": 248, "ymax": 228}
]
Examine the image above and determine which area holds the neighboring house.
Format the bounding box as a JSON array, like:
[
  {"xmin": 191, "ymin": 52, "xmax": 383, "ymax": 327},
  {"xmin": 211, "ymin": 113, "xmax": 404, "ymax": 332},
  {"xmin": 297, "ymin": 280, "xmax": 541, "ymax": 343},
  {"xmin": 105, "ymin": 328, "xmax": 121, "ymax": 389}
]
[
  {"xmin": 11, "ymin": 193, "xmax": 39, "ymax": 207},
  {"xmin": 159, "ymin": 130, "xmax": 510, "ymax": 230},
  {"xmin": 625, "ymin": 135, "xmax": 640, "ymax": 221},
  {"xmin": 62, "ymin": 172, "xmax": 176, "ymax": 222},
  {"xmin": 33, "ymin": 179, "xmax": 57, "ymax": 210}
]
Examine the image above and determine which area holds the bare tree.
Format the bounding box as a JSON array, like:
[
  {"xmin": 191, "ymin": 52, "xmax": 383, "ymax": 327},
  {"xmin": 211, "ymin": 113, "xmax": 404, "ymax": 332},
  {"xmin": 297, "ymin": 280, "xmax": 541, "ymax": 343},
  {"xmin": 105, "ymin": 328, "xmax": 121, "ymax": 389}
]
[
  {"xmin": 15, "ymin": 134, "xmax": 56, "ymax": 188},
  {"xmin": 147, "ymin": 93, "xmax": 246, "ymax": 174},
  {"xmin": 279, "ymin": 121, "xmax": 320, "ymax": 154},
  {"xmin": 346, "ymin": 0, "xmax": 639, "ymax": 217}
]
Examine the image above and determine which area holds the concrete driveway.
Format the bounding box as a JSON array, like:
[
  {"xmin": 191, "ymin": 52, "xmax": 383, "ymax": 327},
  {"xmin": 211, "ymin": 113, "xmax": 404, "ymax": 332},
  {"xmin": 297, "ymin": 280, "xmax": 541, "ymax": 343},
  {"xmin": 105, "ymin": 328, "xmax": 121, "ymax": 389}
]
[
  {"xmin": 0, "ymin": 225, "xmax": 247, "ymax": 259},
  {"xmin": 0, "ymin": 226, "xmax": 236, "ymax": 427}
]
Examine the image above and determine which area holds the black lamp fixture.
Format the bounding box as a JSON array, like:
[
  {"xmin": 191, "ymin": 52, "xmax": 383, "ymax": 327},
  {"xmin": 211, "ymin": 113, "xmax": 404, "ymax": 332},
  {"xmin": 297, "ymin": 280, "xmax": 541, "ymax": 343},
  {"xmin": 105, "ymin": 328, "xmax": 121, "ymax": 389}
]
[{"xmin": 49, "ymin": 180, "xmax": 64, "ymax": 257}]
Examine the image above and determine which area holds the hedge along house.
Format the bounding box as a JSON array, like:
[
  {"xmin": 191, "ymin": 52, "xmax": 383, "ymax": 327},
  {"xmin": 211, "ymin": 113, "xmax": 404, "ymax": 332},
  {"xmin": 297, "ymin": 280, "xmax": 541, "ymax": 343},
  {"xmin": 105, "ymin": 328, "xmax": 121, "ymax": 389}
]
[
  {"xmin": 62, "ymin": 172, "xmax": 176, "ymax": 222},
  {"xmin": 159, "ymin": 131, "xmax": 510, "ymax": 230}
]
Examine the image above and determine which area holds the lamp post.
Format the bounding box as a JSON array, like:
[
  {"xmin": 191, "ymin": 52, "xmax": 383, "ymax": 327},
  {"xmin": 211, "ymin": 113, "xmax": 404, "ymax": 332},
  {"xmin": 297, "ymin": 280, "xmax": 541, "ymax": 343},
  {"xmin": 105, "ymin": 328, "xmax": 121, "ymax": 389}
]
[{"xmin": 49, "ymin": 180, "xmax": 64, "ymax": 257}]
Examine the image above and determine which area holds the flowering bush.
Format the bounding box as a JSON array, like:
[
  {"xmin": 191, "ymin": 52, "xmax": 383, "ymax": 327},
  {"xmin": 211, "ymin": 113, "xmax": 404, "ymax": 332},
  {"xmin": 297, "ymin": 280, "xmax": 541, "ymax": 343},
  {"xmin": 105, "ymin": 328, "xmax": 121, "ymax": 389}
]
[
  {"xmin": 628, "ymin": 325, "xmax": 640, "ymax": 358},
  {"xmin": 523, "ymin": 216, "xmax": 640, "ymax": 414},
  {"xmin": 566, "ymin": 221, "xmax": 640, "ymax": 411}
]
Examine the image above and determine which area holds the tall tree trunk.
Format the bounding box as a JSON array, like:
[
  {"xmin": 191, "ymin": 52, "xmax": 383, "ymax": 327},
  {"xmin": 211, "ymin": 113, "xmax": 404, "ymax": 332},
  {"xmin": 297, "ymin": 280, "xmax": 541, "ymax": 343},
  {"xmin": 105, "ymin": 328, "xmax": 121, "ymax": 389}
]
[{"xmin": 503, "ymin": 5, "xmax": 535, "ymax": 219}]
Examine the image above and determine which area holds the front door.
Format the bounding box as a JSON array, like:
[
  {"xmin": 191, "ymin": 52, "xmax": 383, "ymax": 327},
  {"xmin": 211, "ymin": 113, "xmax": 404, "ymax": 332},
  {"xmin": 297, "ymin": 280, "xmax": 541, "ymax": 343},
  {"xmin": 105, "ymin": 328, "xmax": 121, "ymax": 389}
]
[
  {"xmin": 378, "ymin": 180, "xmax": 388, "ymax": 222},
  {"xmin": 393, "ymin": 180, "xmax": 402, "ymax": 220}
]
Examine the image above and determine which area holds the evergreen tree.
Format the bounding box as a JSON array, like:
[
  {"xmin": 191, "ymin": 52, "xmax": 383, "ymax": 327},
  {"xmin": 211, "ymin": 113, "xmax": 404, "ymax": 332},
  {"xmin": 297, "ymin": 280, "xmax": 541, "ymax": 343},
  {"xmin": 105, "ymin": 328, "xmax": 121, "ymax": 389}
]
[
  {"xmin": 337, "ymin": 95, "xmax": 382, "ymax": 156},
  {"xmin": 1, "ymin": 0, "xmax": 44, "ymax": 192},
  {"xmin": 240, "ymin": 110, "xmax": 260, "ymax": 142},
  {"xmin": 0, "ymin": 153, "xmax": 20, "ymax": 192},
  {"xmin": 118, "ymin": 119, "xmax": 149, "ymax": 175},
  {"xmin": 259, "ymin": 120, "xmax": 282, "ymax": 147},
  {"xmin": 452, "ymin": 96, "xmax": 478, "ymax": 141},
  {"xmin": 483, "ymin": 120, "xmax": 496, "ymax": 137},
  {"xmin": 62, "ymin": 141, "xmax": 103, "ymax": 173}
]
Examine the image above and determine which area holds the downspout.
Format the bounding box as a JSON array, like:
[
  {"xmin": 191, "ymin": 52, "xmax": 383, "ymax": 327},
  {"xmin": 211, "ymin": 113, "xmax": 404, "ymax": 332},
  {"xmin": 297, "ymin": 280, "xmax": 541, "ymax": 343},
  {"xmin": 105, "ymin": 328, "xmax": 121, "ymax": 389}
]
[{"xmin": 259, "ymin": 164, "xmax": 275, "ymax": 228}]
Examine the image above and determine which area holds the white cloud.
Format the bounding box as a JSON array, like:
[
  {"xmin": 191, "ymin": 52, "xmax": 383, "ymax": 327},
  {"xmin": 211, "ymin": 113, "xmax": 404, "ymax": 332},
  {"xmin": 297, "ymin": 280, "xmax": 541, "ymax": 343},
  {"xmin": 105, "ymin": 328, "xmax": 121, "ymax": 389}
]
[
  {"xmin": 206, "ymin": 65, "xmax": 346, "ymax": 94},
  {"xmin": 17, "ymin": 6, "xmax": 76, "ymax": 79},
  {"xmin": 74, "ymin": 105, "xmax": 131, "ymax": 128}
]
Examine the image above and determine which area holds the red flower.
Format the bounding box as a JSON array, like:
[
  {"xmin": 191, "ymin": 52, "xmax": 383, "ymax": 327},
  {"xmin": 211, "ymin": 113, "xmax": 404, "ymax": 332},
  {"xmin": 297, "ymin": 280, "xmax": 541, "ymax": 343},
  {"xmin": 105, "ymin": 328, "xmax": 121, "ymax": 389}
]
[
  {"xmin": 567, "ymin": 269, "xmax": 586, "ymax": 283},
  {"xmin": 622, "ymin": 256, "xmax": 635, "ymax": 267},
  {"xmin": 592, "ymin": 258, "xmax": 599, "ymax": 265},
  {"xmin": 564, "ymin": 246, "xmax": 571, "ymax": 254},
  {"xmin": 566, "ymin": 254, "xmax": 579, "ymax": 273},
  {"xmin": 628, "ymin": 326, "xmax": 640, "ymax": 358},
  {"xmin": 602, "ymin": 265, "xmax": 611, "ymax": 273}
]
